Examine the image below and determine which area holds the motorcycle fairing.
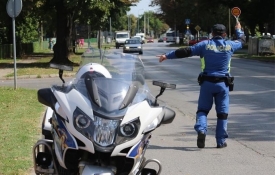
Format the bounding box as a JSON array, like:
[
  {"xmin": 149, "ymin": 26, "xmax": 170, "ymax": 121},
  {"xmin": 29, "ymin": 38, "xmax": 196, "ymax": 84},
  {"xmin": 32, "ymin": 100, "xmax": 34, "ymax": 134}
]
[
  {"xmin": 42, "ymin": 107, "xmax": 54, "ymax": 136},
  {"xmin": 53, "ymin": 88, "xmax": 93, "ymax": 121},
  {"xmin": 111, "ymin": 101, "xmax": 163, "ymax": 157},
  {"xmin": 127, "ymin": 133, "xmax": 150, "ymax": 158},
  {"xmin": 52, "ymin": 113, "xmax": 78, "ymax": 168},
  {"xmin": 53, "ymin": 88, "xmax": 97, "ymax": 154},
  {"xmin": 127, "ymin": 134, "xmax": 151, "ymax": 174}
]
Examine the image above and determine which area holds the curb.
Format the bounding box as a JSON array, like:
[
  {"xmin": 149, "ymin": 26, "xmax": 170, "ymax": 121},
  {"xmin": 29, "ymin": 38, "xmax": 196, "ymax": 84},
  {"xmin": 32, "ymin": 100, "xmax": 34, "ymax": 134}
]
[{"xmin": 0, "ymin": 73, "xmax": 75, "ymax": 80}]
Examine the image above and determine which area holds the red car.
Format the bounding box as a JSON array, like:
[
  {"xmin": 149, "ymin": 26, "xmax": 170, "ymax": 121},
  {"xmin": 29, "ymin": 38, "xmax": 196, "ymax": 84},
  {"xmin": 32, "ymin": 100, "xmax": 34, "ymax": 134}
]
[
  {"xmin": 189, "ymin": 36, "xmax": 208, "ymax": 46},
  {"xmin": 147, "ymin": 38, "xmax": 154, "ymax": 43}
]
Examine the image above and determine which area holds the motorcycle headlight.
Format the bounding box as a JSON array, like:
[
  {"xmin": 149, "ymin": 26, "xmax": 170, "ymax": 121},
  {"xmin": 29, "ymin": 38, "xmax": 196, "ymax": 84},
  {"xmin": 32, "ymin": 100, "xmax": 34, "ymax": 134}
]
[
  {"xmin": 93, "ymin": 116, "xmax": 119, "ymax": 147},
  {"xmin": 120, "ymin": 123, "xmax": 136, "ymax": 136},
  {"xmin": 73, "ymin": 108, "xmax": 120, "ymax": 152},
  {"xmin": 73, "ymin": 108, "xmax": 93, "ymax": 140},
  {"xmin": 76, "ymin": 114, "xmax": 91, "ymax": 129},
  {"xmin": 116, "ymin": 118, "xmax": 140, "ymax": 145}
]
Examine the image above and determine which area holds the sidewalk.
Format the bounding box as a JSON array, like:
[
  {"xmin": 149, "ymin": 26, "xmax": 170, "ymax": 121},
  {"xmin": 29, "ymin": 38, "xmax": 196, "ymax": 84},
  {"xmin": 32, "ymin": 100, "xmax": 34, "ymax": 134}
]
[
  {"xmin": 0, "ymin": 67, "xmax": 71, "ymax": 80},
  {"xmin": 0, "ymin": 59, "xmax": 75, "ymax": 80},
  {"xmin": 0, "ymin": 59, "xmax": 39, "ymax": 80},
  {"xmin": 0, "ymin": 68, "xmax": 13, "ymax": 79}
]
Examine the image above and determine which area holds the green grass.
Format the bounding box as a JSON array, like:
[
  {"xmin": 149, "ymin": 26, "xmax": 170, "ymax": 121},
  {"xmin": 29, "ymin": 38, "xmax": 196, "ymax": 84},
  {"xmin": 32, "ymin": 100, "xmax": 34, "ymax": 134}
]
[
  {"xmin": 3, "ymin": 55, "xmax": 81, "ymax": 78},
  {"xmin": 0, "ymin": 46, "xmax": 115, "ymax": 78},
  {"xmin": 0, "ymin": 87, "xmax": 45, "ymax": 175},
  {"xmin": 0, "ymin": 52, "xmax": 82, "ymax": 78}
]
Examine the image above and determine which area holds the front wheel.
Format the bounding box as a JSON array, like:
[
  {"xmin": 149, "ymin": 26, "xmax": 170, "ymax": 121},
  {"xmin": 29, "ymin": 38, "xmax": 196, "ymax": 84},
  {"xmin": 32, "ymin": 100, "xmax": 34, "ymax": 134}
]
[{"xmin": 141, "ymin": 168, "xmax": 157, "ymax": 175}]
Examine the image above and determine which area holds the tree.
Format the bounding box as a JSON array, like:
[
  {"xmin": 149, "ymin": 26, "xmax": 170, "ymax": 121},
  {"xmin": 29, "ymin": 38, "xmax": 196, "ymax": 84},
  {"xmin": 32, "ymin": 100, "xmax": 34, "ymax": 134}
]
[
  {"xmin": 150, "ymin": 0, "xmax": 274, "ymax": 37},
  {"xmin": 37, "ymin": 0, "xmax": 140, "ymax": 69},
  {"xmin": 142, "ymin": 11, "xmax": 168, "ymax": 38},
  {"xmin": 0, "ymin": 0, "xmax": 44, "ymax": 45},
  {"xmin": 1, "ymin": 0, "xmax": 141, "ymax": 60}
]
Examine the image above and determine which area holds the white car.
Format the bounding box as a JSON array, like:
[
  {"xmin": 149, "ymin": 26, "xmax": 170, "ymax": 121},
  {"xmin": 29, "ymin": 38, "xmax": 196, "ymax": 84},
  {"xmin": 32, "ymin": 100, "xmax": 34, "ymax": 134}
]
[
  {"xmin": 123, "ymin": 39, "xmax": 143, "ymax": 55},
  {"xmin": 136, "ymin": 33, "xmax": 145, "ymax": 44},
  {"xmin": 132, "ymin": 36, "xmax": 142, "ymax": 43}
]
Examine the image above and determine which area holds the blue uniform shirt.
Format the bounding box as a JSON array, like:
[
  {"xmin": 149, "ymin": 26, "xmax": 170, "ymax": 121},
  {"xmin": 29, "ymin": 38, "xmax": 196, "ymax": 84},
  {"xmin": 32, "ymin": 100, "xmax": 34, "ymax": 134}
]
[{"xmin": 166, "ymin": 29, "xmax": 244, "ymax": 77}]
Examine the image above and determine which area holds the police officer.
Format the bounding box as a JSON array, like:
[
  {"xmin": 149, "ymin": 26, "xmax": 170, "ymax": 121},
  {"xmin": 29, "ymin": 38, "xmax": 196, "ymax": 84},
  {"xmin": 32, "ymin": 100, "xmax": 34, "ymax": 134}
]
[{"xmin": 157, "ymin": 22, "xmax": 245, "ymax": 148}]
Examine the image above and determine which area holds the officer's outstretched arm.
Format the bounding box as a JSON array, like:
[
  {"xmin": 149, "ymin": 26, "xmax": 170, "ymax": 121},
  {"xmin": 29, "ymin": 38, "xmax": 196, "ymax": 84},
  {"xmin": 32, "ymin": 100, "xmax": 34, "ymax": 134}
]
[
  {"xmin": 165, "ymin": 47, "xmax": 192, "ymax": 59},
  {"xmin": 175, "ymin": 47, "xmax": 192, "ymax": 58}
]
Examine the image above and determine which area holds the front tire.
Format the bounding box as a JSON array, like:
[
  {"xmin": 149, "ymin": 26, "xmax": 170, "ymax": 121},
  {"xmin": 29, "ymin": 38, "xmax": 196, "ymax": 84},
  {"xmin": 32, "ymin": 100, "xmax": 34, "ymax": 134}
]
[{"xmin": 141, "ymin": 168, "xmax": 157, "ymax": 175}]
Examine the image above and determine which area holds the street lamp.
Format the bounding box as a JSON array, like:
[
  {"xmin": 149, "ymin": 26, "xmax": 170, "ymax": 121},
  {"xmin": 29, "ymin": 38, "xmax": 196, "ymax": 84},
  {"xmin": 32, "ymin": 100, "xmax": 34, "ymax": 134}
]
[
  {"xmin": 147, "ymin": 15, "xmax": 150, "ymax": 36},
  {"xmin": 127, "ymin": 12, "xmax": 131, "ymax": 34},
  {"xmin": 144, "ymin": 12, "xmax": 146, "ymax": 35}
]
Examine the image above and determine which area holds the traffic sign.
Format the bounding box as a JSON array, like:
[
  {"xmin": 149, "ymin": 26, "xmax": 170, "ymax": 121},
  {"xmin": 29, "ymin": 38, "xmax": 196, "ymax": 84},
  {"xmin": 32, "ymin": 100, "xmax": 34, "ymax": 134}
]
[
  {"xmin": 231, "ymin": 7, "xmax": 241, "ymax": 22},
  {"xmin": 195, "ymin": 25, "xmax": 201, "ymax": 31},
  {"xmin": 231, "ymin": 7, "xmax": 241, "ymax": 17},
  {"xmin": 185, "ymin": 29, "xmax": 191, "ymax": 35},
  {"xmin": 185, "ymin": 19, "xmax": 190, "ymax": 25},
  {"xmin": 6, "ymin": 0, "xmax": 22, "ymax": 18}
]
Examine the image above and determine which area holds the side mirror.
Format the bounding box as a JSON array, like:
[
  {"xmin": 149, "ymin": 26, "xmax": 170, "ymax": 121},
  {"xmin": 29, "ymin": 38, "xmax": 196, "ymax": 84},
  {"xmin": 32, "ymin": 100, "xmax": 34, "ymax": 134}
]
[
  {"xmin": 152, "ymin": 81, "xmax": 176, "ymax": 106},
  {"xmin": 153, "ymin": 80, "xmax": 176, "ymax": 89},
  {"xmin": 160, "ymin": 107, "xmax": 176, "ymax": 124},
  {"xmin": 37, "ymin": 88, "xmax": 57, "ymax": 110}
]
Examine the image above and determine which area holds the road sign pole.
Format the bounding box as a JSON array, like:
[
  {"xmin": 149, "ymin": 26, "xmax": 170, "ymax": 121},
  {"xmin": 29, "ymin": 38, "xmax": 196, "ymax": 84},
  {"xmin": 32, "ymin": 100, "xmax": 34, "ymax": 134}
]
[
  {"xmin": 12, "ymin": 17, "xmax": 17, "ymax": 89},
  {"xmin": 6, "ymin": 0, "xmax": 22, "ymax": 90}
]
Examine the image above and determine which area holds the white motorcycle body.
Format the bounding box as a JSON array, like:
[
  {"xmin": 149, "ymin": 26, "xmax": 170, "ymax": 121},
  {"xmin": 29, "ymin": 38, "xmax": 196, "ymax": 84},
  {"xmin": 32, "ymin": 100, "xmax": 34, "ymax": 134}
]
[{"xmin": 33, "ymin": 49, "xmax": 176, "ymax": 175}]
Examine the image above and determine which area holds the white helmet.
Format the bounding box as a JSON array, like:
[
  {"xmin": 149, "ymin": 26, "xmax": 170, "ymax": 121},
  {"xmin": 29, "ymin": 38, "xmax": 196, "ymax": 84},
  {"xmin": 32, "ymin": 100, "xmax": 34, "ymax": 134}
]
[{"xmin": 75, "ymin": 63, "xmax": 112, "ymax": 80}]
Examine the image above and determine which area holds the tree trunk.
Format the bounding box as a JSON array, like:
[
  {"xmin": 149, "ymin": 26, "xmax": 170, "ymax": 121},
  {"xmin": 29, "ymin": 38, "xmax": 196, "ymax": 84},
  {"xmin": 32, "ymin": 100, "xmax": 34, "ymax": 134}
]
[
  {"xmin": 49, "ymin": 0, "xmax": 74, "ymax": 70},
  {"xmin": 97, "ymin": 30, "xmax": 101, "ymax": 49}
]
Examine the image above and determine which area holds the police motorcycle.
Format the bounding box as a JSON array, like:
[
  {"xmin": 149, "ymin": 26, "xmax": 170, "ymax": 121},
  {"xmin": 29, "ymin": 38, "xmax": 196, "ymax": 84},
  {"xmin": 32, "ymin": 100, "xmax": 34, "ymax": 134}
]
[{"xmin": 33, "ymin": 48, "xmax": 176, "ymax": 175}]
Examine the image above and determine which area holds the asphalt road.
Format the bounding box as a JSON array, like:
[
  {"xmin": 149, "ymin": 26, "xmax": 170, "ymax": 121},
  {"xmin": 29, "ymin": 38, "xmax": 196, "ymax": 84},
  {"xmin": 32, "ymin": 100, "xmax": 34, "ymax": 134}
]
[{"xmin": 1, "ymin": 42, "xmax": 274, "ymax": 175}]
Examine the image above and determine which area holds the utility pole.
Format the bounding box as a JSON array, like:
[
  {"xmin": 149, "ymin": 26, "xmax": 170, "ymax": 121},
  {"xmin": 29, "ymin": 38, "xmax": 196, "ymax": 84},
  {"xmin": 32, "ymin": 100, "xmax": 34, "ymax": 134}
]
[
  {"xmin": 109, "ymin": 17, "xmax": 111, "ymax": 39},
  {"xmin": 128, "ymin": 16, "xmax": 129, "ymax": 31},
  {"xmin": 147, "ymin": 15, "xmax": 150, "ymax": 36},
  {"xmin": 228, "ymin": 8, "xmax": 231, "ymax": 38},
  {"xmin": 137, "ymin": 17, "xmax": 139, "ymax": 33},
  {"xmin": 138, "ymin": 9, "xmax": 144, "ymax": 33},
  {"xmin": 144, "ymin": 12, "xmax": 146, "ymax": 34}
]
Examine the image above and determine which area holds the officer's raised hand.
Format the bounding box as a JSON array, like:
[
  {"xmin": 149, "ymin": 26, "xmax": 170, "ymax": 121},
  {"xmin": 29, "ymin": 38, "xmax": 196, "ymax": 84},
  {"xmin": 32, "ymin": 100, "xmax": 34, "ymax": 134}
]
[{"xmin": 235, "ymin": 22, "xmax": 241, "ymax": 30}]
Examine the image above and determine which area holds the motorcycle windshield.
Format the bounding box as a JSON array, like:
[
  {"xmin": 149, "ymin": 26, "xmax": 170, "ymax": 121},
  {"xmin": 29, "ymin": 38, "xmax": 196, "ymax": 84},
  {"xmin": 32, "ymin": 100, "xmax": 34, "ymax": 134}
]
[{"xmin": 72, "ymin": 48, "xmax": 153, "ymax": 119}]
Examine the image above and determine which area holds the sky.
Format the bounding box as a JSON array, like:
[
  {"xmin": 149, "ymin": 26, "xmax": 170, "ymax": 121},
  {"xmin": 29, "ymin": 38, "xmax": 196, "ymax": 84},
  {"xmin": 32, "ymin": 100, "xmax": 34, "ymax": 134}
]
[{"xmin": 128, "ymin": 0, "xmax": 159, "ymax": 17}]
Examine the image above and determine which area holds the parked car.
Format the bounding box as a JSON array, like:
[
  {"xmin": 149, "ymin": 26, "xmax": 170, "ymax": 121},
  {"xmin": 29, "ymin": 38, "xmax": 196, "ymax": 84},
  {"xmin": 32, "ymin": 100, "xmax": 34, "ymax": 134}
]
[
  {"xmin": 188, "ymin": 36, "xmax": 208, "ymax": 46},
  {"xmin": 147, "ymin": 38, "xmax": 154, "ymax": 43},
  {"xmin": 158, "ymin": 38, "xmax": 164, "ymax": 42},
  {"xmin": 123, "ymin": 39, "xmax": 143, "ymax": 54}
]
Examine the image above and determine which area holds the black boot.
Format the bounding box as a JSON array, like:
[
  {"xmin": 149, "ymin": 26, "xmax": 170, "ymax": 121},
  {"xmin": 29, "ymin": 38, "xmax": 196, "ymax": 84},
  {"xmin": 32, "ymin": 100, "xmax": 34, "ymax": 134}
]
[
  {"xmin": 197, "ymin": 132, "xmax": 206, "ymax": 148},
  {"xmin": 217, "ymin": 142, "xmax": 227, "ymax": 148}
]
